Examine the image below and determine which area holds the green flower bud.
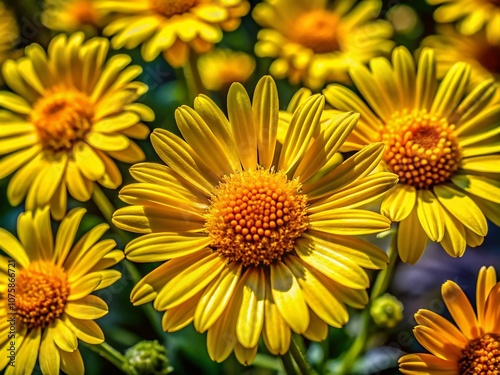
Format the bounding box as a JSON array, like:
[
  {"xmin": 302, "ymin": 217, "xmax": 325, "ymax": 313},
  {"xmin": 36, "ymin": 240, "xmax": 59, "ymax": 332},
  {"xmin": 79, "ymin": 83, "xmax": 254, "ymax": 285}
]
[
  {"xmin": 370, "ymin": 293, "xmax": 404, "ymax": 329},
  {"xmin": 125, "ymin": 340, "xmax": 173, "ymax": 375}
]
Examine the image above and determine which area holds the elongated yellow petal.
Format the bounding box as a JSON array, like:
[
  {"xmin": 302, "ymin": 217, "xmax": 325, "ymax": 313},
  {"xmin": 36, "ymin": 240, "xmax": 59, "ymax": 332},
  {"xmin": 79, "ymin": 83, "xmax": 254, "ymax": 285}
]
[
  {"xmin": 254, "ymin": 76, "xmax": 278, "ymax": 168},
  {"xmin": 0, "ymin": 228, "xmax": 29, "ymax": 268},
  {"xmin": 235, "ymin": 268, "xmax": 265, "ymax": 348},
  {"xmin": 64, "ymin": 295, "xmax": 108, "ymax": 320},
  {"xmin": 460, "ymin": 155, "xmax": 500, "ymax": 173},
  {"xmin": 414, "ymin": 325, "xmax": 462, "ymax": 361},
  {"xmin": 68, "ymin": 273, "xmax": 102, "ymax": 301},
  {"xmin": 162, "ymin": 291, "xmax": 202, "ymax": 332},
  {"xmin": 399, "ymin": 353, "xmax": 458, "ymax": 374},
  {"xmin": 483, "ymin": 284, "xmax": 500, "ymax": 334},
  {"xmin": 381, "ymin": 183, "xmax": 416, "ymax": 222},
  {"xmin": 63, "ymin": 315, "xmax": 104, "ymax": 345},
  {"xmin": 302, "ymin": 308, "xmax": 328, "ymax": 342},
  {"xmin": 227, "ymin": 82, "xmax": 257, "ymax": 169},
  {"xmin": 393, "ymin": 46, "xmax": 416, "ymax": 110},
  {"xmin": 416, "ymin": 189, "xmax": 445, "ymax": 242},
  {"xmin": 441, "ymin": 280, "xmax": 480, "ymax": 340},
  {"xmin": 434, "ymin": 184, "xmax": 487, "ymax": 236},
  {"xmin": 60, "ymin": 348, "xmax": 84, "ymax": 375},
  {"xmin": 13, "ymin": 327, "xmax": 41, "ymax": 375},
  {"xmin": 194, "ymin": 262, "xmax": 242, "ymax": 333},
  {"xmin": 415, "ymin": 48, "xmax": 436, "ymax": 111},
  {"xmin": 262, "ymin": 276, "xmax": 291, "ymax": 355},
  {"xmin": 52, "ymin": 319, "xmax": 78, "ymax": 352},
  {"xmin": 431, "ymin": 62, "xmax": 469, "ymax": 117},
  {"xmin": 476, "ymin": 266, "xmax": 497, "ymax": 329},
  {"xmin": 414, "ymin": 309, "xmax": 468, "ymax": 348},
  {"xmin": 234, "ymin": 342, "xmax": 258, "ymax": 366},
  {"xmin": 310, "ymin": 208, "xmax": 391, "ymax": 235},
  {"xmin": 270, "ymin": 261, "xmax": 309, "ymax": 333},
  {"xmin": 398, "ymin": 207, "xmax": 428, "ymax": 264},
  {"xmin": 39, "ymin": 328, "xmax": 60, "ymax": 375}
]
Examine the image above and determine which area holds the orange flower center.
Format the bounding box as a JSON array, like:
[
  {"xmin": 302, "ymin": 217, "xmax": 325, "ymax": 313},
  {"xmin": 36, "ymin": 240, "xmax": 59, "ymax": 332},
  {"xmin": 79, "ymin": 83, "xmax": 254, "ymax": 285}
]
[
  {"xmin": 479, "ymin": 44, "xmax": 500, "ymax": 74},
  {"xmin": 289, "ymin": 10, "xmax": 340, "ymax": 53},
  {"xmin": 380, "ymin": 111, "xmax": 461, "ymax": 189},
  {"xmin": 30, "ymin": 89, "xmax": 94, "ymax": 152},
  {"xmin": 15, "ymin": 262, "xmax": 69, "ymax": 329},
  {"xmin": 70, "ymin": 0, "xmax": 100, "ymax": 25},
  {"xmin": 459, "ymin": 333, "xmax": 500, "ymax": 375},
  {"xmin": 149, "ymin": 0, "xmax": 197, "ymax": 17},
  {"xmin": 206, "ymin": 169, "xmax": 308, "ymax": 267}
]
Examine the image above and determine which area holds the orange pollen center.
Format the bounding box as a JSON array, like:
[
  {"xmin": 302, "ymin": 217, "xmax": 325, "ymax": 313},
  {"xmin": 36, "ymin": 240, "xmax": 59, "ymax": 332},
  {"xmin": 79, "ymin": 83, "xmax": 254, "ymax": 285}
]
[
  {"xmin": 15, "ymin": 262, "xmax": 69, "ymax": 329},
  {"xmin": 71, "ymin": 0, "xmax": 99, "ymax": 24},
  {"xmin": 380, "ymin": 111, "xmax": 461, "ymax": 189},
  {"xmin": 30, "ymin": 89, "xmax": 94, "ymax": 152},
  {"xmin": 459, "ymin": 333, "xmax": 500, "ymax": 375},
  {"xmin": 149, "ymin": 0, "xmax": 197, "ymax": 17},
  {"xmin": 205, "ymin": 169, "xmax": 308, "ymax": 267},
  {"xmin": 290, "ymin": 10, "xmax": 340, "ymax": 53}
]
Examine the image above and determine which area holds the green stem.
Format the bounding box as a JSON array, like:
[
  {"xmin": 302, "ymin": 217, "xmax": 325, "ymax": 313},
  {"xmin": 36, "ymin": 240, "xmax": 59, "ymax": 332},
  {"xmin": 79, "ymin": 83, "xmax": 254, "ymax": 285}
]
[
  {"xmin": 289, "ymin": 335, "xmax": 314, "ymax": 375},
  {"xmin": 281, "ymin": 350, "xmax": 299, "ymax": 375},
  {"xmin": 183, "ymin": 50, "xmax": 205, "ymax": 103},
  {"xmin": 84, "ymin": 342, "xmax": 129, "ymax": 373},
  {"xmin": 335, "ymin": 229, "xmax": 399, "ymax": 375},
  {"xmin": 91, "ymin": 184, "xmax": 164, "ymax": 337}
]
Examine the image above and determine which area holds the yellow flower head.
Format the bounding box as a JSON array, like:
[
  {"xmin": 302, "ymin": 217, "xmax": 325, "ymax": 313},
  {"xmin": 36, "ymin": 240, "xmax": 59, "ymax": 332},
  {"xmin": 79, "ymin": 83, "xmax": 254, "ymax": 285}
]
[
  {"xmin": 253, "ymin": 0, "xmax": 394, "ymax": 89},
  {"xmin": 198, "ymin": 48, "xmax": 256, "ymax": 91},
  {"xmin": 0, "ymin": 207, "xmax": 123, "ymax": 375},
  {"xmin": 42, "ymin": 0, "xmax": 104, "ymax": 35},
  {"xmin": 113, "ymin": 75, "xmax": 397, "ymax": 365},
  {"xmin": 0, "ymin": 32, "xmax": 153, "ymax": 220},
  {"xmin": 324, "ymin": 46, "xmax": 500, "ymax": 264},
  {"xmin": 399, "ymin": 266, "xmax": 500, "ymax": 374},
  {"xmin": 422, "ymin": 26, "xmax": 500, "ymax": 87},
  {"xmin": 428, "ymin": 0, "xmax": 500, "ymax": 44},
  {"xmin": 0, "ymin": 3, "xmax": 19, "ymax": 75},
  {"xmin": 96, "ymin": 0, "xmax": 250, "ymax": 67}
]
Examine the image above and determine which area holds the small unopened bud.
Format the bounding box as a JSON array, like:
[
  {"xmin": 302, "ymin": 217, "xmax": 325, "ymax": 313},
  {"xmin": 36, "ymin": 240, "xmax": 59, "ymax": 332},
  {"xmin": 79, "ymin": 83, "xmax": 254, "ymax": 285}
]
[
  {"xmin": 370, "ymin": 294, "xmax": 404, "ymax": 329},
  {"xmin": 125, "ymin": 340, "xmax": 173, "ymax": 375}
]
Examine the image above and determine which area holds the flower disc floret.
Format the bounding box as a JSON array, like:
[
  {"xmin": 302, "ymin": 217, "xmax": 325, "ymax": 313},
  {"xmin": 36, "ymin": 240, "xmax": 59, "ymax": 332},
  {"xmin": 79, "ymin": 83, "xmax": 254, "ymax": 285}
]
[
  {"xmin": 206, "ymin": 169, "xmax": 308, "ymax": 267},
  {"xmin": 290, "ymin": 10, "xmax": 340, "ymax": 53},
  {"xmin": 15, "ymin": 262, "xmax": 69, "ymax": 329},
  {"xmin": 381, "ymin": 110, "xmax": 461, "ymax": 189},
  {"xmin": 150, "ymin": 0, "xmax": 197, "ymax": 17},
  {"xmin": 459, "ymin": 333, "xmax": 500, "ymax": 375}
]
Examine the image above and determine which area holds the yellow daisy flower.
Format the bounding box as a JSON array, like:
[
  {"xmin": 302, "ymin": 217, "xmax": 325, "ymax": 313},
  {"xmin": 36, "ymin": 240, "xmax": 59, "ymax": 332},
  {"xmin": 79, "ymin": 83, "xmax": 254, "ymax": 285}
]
[
  {"xmin": 422, "ymin": 26, "xmax": 500, "ymax": 87},
  {"xmin": 324, "ymin": 47, "xmax": 500, "ymax": 264},
  {"xmin": 0, "ymin": 2, "xmax": 19, "ymax": 77},
  {"xmin": 399, "ymin": 266, "xmax": 500, "ymax": 374},
  {"xmin": 252, "ymin": 0, "xmax": 394, "ymax": 89},
  {"xmin": 113, "ymin": 75, "xmax": 397, "ymax": 365},
  {"xmin": 0, "ymin": 207, "xmax": 123, "ymax": 375},
  {"xmin": 198, "ymin": 48, "xmax": 255, "ymax": 91},
  {"xmin": 0, "ymin": 32, "xmax": 153, "ymax": 220},
  {"xmin": 428, "ymin": 0, "xmax": 500, "ymax": 44},
  {"xmin": 96, "ymin": 0, "xmax": 250, "ymax": 67},
  {"xmin": 42, "ymin": 0, "xmax": 104, "ymax": 35}
]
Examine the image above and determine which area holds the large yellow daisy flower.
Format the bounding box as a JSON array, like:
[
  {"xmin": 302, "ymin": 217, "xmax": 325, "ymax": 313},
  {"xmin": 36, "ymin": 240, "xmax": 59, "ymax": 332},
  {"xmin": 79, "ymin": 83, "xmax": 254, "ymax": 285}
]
[
  {"xmin": 252, "ymin": 0, "xmax": 394, "ymax": 89},
  {"xmin": 96, "ymin": 0, "xmax": 250, "ymax": 67},
  {"xmin": 324, "ymin": 47, "xmax": 500, "ymax": 264},
  {"xmin": 0, "ymin": 207, "xmax": 123, "ymax": 375},
  {"xmin": 0, "ymin": 32, "xmax": 153, "ymax": 220},
  {"xmin": 113, "ymin": 76, "xmax": 397, "ymax": 364},
  {"xmin": 399, "ymin": 266, "xmax": 500, "ymax": 374},
  {"xmin": 422, "ymin": 26, "xmax": 500, "ymax": 87},
  {"xmin": 42, "ymin": 0, "xmax": 104, "ymax": 35},
  {"xmin": 428, "ymin": 0, "xmax": 500, "ymax": 44}
]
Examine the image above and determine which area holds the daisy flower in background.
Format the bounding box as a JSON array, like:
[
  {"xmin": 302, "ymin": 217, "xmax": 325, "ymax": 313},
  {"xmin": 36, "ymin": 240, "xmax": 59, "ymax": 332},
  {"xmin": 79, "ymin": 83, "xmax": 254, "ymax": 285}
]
[
  {"xmin": 0, "ymin": 32, "xmax": 153, "ymax": 219},
  {"xmin": 113, "ymin": 76, "xmax": 397, "ymax": 364},
  {"xmin": 252, "ymin": 0, "xmax": 394, "ymax": 89},
  {"xmin": 428, "ymin": 0, "xmax": 500, "ymax": 44},
  {"xmin": 399, "ymin": 266, "xmax": 500, "ymax": 374},
  {"xmin": 42, "ymin": 0, "xmax": 104, "ymax": 35},
  {"xmin": 324, "ymin": 47, "xmax": 500, "ymax": 264},
  {"xmin": 0, "ymin": 2, "xmax": 19, "ymax": 81},
  {"xmin": 96, "ymin": 0, "xmax": 250, "ymax": 67},
  {"xmin": 422, "ymin": 26, "xmax": 500, "ymax": 87},
  {"xmin": 197, "ymin": 48, "xmax": 255, "ymax": 91},
  {"xmin": 0, "ymin": 207, "xmax": 123, "ymax": 375}
]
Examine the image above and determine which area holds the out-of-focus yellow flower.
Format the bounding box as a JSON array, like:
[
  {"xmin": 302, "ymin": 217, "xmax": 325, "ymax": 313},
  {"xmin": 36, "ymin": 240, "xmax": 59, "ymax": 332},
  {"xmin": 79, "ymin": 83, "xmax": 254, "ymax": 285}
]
[
  {"xmin": 113, "ymin": 76, "xmax": 396, "ymax": 365},
  {"xmin": 198, "ymin": 49, "xmax": 255, "ymax": 91},
  {"xmin": 96, "ymin": 0, "xmax": 250, "ymax": 67},
  {"xmin": 0, "ymin": 3, "xmax": 19, "ymax": 81},
  {"xmin": 422, "ymin": 26, "xmax": 500, "ymax": 87},
  {"xmin": 0, "ymin": 33, "xmax": 153, "ymax": 219},
  {"xmin": 42, "ymin": 0, "xmax": 104, "ymax": 35},
  {"xmin": 428, "ymin": 0, "xmax": 500, "ymax": 44},
  {"xmin": 0, "ymin": 207, "xmax": 123, "ymax": 375},
  {"xmin": 253, "ymin": 0, "xmax": 394, "ymax": 89},
  {"xmin": 399, "ymin": 266, "xmax": 500, "ymax": 374},
  {"xmin": 324, "ymin": 47, "xmax": 500, "ymax": 264}
]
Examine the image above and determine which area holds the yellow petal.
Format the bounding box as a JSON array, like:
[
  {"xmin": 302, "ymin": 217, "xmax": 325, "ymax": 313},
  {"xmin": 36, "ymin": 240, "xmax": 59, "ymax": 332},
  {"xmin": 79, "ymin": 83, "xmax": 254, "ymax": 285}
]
[
  {"xmin": 310, "ymin": 208, "xmax": 391, "ymax": 235},
  {"xmin": 399, "ymin": 353, "xmax": 459, "ymax": 374},
  {"xmin": 74, "ymin": 142, "xmax": 105, "ymax": 181},
  {"xmin": 416, "ymin": 189, "xmax": 445, "ymax": 242},
  {"xmin": 440, "ymin": 211, "xmax": 466, "ymax": 258},
  {"xmin": 302, "ymin": 309, "xmax": 328, "ymax": 342},
  {"xmin": 236, "ymin": 268, "xmax": 265, "ymax": 348},
  {"xmin": 68, "ymin": 273, "xmax": 102, "ymax": 301},
  {"xmin": 39, "ymin": 328, "xmax": 60, "ymax": 375},
  {"xmin": 262, "ymin": 277, "xmax": 291, "ymax": 355},
  {"xmin": 381, "ymin": 183, "xmax": 416, "ymax": 222},
  {"xmin": 431, "ymin": 62, "xmax": 469, "ymax": 117},
  {"xmin": 0, "ymin": 228, "xmax": 29, "ymax": 268},
  {"xmin": 14, "ymin": 327, "xmax": 41, "ymax": 374},
  {"xmin": 162, "ymin": 291, "xmax": 202, "ymax": 332},
  {"xmin": 441, "ymin": 280, "xmax": 480, "ymax": 340},
  {"xmin": 414, "ymin": 325, "xmax": 462, "ymax": 361},
  {"xmin": 270, "ymin": 261, "xmax": 309, "ymax": 333},
  {"xmin": 476, "ymin": 266, "xmax": 497, "ymax": 329},
  {"xmin": 414, "ymin": 309, "xmax": 468, "ymax": 348},
  {"xmin": 60, "ymin": 348, "xmax": 84, "ymax": 375},
  {"xmin": 63, "ymin": 315, "xmax": 104, "ymax": 345},
  {"xmin": 415, "ymin": 48, "xmax": 436, "ymax": 111},
  {"xmin": 254, "ymin": 76, "xmax": 278, "ymax": 168},
  {"xmin": 52, "ymin": 319, "xmax": 78, "ymax": 352},
  {"xmin": 398, "ymin": 207, "xmax": 428, "ymax": 264},
  {"xmin": 65, "ymin": 295, "xmax": 108, "ymax": 320},
  {"xmin": 452, "ymin": 174, "xmax": 500, "ymax": 204}
]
